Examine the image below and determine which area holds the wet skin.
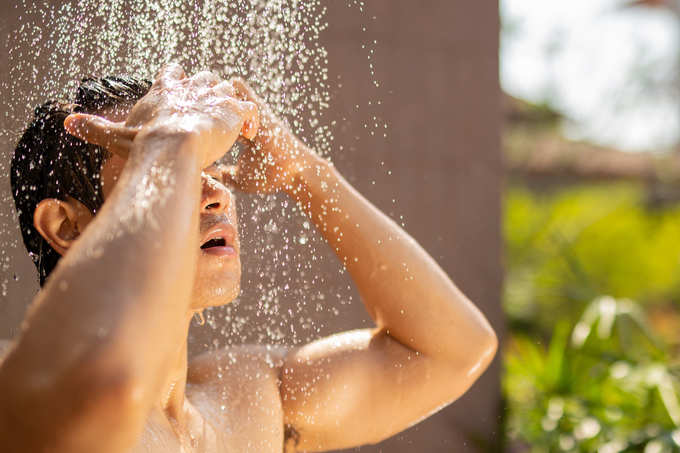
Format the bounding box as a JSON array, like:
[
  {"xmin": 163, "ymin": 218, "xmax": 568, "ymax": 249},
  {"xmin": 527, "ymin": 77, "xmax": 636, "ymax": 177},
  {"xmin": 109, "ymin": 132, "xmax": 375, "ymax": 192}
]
[{"xmin": 0, "ymin": 66, "xmax": 497, "ymax": 453}]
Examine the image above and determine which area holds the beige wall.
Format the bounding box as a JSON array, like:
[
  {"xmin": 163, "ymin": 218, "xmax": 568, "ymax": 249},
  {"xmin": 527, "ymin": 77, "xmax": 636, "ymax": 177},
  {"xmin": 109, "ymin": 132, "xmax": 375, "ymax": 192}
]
[
  {"xmin": 0, "ymin": 1, "xmax": 503, "ymax": 450},
  {"xmin": 320, "ymin": 3, "xmax": 504, "ymax": 451}
]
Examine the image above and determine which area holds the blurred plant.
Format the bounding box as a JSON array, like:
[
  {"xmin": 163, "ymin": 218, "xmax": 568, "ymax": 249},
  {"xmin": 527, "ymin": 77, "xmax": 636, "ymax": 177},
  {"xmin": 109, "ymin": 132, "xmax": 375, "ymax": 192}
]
[
  {"xmin": 504, "ymin": 184, "xmax": 680, "ymax": 340},
  {"xmin": 504, "ymin": 296, "xmax": 680, "ymax": 452}
]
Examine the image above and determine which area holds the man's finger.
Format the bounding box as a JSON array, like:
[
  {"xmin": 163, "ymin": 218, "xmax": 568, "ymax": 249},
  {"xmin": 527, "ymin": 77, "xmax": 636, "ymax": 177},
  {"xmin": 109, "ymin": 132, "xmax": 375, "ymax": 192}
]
[
  {"xmin": 241, "ymin": 120, "xmax": 258, "ymax": 141},
  {"xmin": 212, "ymin": 80, "xmax": 237, "ymax": 98},
  {"xmin": 190, "ymin": 71, "xmax": 221, "ymax": 88},
  {"xmin": 64, "ymin": 113, "xmax": 138, "ymax": 158},
  {"xmin": 236, "ymin": 100, "xmax": 260, "ymax": 140},
  {"xmin": 230, "ymin": 78, "xmax": 272, "ymax": 129},
  {"xmin": 230, "ymin": 78, "xmax": 260, "ymax": 103},
  {"xmin": 156, "ymin": 63, "xmax": 186, "ymax": 84}
]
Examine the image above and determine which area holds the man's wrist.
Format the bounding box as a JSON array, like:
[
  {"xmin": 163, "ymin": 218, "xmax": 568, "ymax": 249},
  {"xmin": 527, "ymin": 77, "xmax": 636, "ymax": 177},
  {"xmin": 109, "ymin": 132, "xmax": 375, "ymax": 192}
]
[
  {"xmin": 130, "ymin": 126, "xmax": 202, "ymax": 170},
  {"xmin": 285, "ymin": 150, "xmax": 333, "ymax": 199}
]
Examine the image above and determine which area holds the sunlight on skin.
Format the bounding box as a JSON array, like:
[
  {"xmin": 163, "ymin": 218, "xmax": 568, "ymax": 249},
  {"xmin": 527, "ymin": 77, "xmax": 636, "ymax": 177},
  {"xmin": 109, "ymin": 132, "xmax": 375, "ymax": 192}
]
[{"xmin": 0, "ymin": 66, "xmax": 497, "ymax": 453}]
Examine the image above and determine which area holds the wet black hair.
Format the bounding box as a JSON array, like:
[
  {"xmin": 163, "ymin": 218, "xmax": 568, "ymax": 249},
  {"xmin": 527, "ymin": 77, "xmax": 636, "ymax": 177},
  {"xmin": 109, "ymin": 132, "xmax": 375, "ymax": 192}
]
[{"xmin": 11, "ymin": 76, "xmax": 152, "ymax": 287}]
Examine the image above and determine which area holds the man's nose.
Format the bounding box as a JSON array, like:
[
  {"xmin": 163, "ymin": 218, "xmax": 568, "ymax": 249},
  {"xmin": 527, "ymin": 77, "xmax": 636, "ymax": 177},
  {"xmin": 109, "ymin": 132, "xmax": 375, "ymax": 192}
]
[{"xmin": 201, "ymin": 175, "xmax": 230, "ymax": 213}]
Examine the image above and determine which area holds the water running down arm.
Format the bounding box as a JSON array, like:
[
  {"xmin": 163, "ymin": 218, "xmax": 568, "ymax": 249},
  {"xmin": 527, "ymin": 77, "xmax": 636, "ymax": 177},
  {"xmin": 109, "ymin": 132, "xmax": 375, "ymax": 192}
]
[
  {"xmin": 227, "ymin": 80, "xmax": 498, "ymax": 451},
  {"xmin": 0, "ymin": 65, "xmax": 257, "ymax": 453}
]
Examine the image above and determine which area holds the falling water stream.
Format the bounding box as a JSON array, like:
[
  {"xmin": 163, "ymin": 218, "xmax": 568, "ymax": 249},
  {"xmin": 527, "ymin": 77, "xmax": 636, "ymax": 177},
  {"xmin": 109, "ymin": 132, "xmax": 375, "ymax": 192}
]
[{"xmin": 0, "ymin": 0, "xmax": 383, "ymax": 349}]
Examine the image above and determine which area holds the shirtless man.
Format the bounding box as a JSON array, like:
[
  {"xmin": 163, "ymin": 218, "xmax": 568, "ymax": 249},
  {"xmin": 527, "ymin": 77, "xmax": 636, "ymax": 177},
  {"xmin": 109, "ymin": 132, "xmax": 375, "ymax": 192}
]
[{"xmin": 1, "ymin": 64, "xmax": 497, "ymax": 452}]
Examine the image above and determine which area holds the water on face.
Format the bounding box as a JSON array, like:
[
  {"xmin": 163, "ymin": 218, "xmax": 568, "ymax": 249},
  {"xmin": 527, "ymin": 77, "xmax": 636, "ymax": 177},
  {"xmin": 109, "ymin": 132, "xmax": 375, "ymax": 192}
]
[{"xmin": 0, "ymin": 0, "xmax": 383, "ymax": 350}]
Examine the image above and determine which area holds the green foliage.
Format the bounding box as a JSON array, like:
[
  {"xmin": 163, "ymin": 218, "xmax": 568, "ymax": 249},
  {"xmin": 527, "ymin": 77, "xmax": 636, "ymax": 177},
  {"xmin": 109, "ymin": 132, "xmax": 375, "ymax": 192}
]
[
  {"xmin": 504, "ymin": 184, "xmax": 680, "ymax": 335},
  {"xmin": 504, "ymin": 297, "xmax": 680, "ymax": 452},
  {"xmin": 503, "ymin": 183, "xmax": 680, "ymax": 450}
]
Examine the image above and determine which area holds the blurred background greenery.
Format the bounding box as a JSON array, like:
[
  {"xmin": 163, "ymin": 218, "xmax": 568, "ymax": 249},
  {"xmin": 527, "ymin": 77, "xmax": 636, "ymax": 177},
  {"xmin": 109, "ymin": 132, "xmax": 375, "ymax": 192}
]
[{"xmin": 500, "ymin": 0, "xmax": 680, "ymax": 451}]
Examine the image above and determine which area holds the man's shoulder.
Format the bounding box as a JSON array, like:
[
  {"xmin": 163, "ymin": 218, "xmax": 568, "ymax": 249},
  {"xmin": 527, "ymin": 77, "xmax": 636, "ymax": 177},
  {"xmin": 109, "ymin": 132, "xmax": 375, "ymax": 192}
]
[
  {"xmin": 186, "ymin": 344, "xmax": 289, "ymax": 430},
  {"xmin": 187, "ymin": 344, "xmax": 289, "ymax": 387}
]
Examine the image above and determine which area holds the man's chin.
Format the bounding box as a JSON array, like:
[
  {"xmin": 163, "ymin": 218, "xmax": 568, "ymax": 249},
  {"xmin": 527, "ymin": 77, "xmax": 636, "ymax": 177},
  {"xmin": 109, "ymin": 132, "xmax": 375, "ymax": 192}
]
[{"xmin": 191, "ymin": 282, "xmax": 241, "ymax": 309}]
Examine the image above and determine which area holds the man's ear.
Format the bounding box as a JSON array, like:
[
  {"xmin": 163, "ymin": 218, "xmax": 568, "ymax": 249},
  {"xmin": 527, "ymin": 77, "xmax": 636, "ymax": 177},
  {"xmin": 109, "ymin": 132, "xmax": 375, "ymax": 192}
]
[{"xmin": 33, "ymin": 197, "xmax": 94, "ymax": 256}]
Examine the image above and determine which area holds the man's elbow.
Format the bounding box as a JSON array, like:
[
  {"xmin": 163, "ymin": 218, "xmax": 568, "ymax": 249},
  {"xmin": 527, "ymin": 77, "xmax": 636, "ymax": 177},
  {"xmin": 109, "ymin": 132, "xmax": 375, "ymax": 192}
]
[
  {"xmin": 467, "ymin": 324, "xmax": 498, "ymax": 377},
  {"xmin": 480, "ymin": 326, "xmax": 498, "ymax": 368},
  {"xmin": 448, "ymin": 322, "xmax": 497, "ymax": 380},
  {"xmin": 432, "ymin": 326, "xmax": 497, "ymax": 406}
]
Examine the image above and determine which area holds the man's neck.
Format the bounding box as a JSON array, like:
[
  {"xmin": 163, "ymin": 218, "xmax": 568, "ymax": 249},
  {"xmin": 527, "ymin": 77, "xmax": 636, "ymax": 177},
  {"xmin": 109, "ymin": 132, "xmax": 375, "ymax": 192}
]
[{"xmin": 158, "ymin": 312, "xmax": 194, "ymax": 424}]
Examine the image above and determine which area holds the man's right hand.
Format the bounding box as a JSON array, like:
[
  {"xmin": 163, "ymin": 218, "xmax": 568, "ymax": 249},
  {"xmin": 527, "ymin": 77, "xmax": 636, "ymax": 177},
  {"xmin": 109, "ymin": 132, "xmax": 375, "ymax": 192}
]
[
  {"xmin": 64, "ymin": 64, "xmax": 259, "ymax": 169},
  {"xmin": 224, "ymin": 78, "xmax": 314, "ymax": 194}
]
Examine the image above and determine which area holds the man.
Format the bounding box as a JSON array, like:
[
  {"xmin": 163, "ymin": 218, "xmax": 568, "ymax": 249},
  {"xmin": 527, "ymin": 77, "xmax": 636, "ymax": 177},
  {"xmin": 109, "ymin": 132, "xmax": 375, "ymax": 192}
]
[{"xmin": 1, "ymin": 64, "xmax": 497, "ymax": 452}]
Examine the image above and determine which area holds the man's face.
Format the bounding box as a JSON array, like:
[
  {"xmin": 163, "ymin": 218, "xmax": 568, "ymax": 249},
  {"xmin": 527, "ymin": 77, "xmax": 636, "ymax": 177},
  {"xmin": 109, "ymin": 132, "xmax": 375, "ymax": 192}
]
[
  {"xmin": 100, "ymin": 151, "xmax": 242, "ymax": 310},
  {"xmin": 99, "ymin": 105, "xmax": 242, "ymax": 309}
]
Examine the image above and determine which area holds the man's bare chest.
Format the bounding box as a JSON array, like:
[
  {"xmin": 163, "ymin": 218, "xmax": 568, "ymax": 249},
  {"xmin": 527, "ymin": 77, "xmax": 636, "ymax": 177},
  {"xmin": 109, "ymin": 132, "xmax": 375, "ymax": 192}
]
[{"xmin": 131, "ymin": 371, "xmax": 285, "ymax": 452}]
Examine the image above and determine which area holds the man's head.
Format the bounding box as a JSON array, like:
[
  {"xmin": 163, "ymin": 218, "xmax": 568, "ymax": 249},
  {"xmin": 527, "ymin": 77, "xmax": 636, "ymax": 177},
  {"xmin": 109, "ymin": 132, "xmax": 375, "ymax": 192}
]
[{"xmin": 11, "ymin": 76, "xmax": 242, "ymax": 308}]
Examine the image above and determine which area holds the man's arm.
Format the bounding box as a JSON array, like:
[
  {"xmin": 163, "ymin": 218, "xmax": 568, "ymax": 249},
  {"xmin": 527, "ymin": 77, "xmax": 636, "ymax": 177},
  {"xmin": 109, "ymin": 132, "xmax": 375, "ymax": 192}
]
[
  {"xmin": 278, "ymin": 155, "xmax": 497, "ymax": 451},
  {"xmin": 0, "ymin": 133, "xmax": 202, "ymax": 453},
  {"xmin": 226, "ymin": 80, "xmax": 497, "ymax": 452},
  {"xmin": 0, "ymin": 66, "xmax": 256, "ymax": 453}
]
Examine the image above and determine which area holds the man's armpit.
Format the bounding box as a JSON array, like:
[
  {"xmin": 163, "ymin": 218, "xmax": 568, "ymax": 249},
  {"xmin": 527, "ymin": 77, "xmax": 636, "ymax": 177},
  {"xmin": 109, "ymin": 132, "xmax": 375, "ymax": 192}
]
[{"xmin": 284, "ymin": 423, "xmax": 301, "ymax": 453}]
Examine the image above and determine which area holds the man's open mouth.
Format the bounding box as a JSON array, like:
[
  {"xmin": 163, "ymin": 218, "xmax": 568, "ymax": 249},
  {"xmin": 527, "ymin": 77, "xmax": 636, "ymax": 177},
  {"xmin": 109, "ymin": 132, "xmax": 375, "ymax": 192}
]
[
  {"xmin": 201, "ymin": 237, "xmax": 227, "ymax": 249},
  {"xmin": 200, "ymin": 224, "xmax": 237, "ymax": 257}
]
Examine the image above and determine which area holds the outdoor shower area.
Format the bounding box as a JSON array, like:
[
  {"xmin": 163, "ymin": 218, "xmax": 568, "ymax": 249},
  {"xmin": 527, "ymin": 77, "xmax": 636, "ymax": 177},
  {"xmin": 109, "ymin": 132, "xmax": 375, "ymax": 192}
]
[{"xmin": 0, "ymin": 1, "xmax": 504, "ymax": 451}]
